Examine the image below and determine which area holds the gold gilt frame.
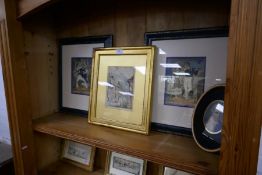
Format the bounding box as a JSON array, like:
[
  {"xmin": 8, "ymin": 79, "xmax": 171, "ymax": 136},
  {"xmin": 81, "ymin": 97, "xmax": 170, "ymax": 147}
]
[
  {"xmin": 105, "ymin": 151, "xmax": 147, "ymax": 175},
  {"xmin": 61, "ymin": 140, "xmax": 96, "ymax": 171},
  {"xmin": 88, "ymin": 46, "xmax": 155, "ymax": 134}
]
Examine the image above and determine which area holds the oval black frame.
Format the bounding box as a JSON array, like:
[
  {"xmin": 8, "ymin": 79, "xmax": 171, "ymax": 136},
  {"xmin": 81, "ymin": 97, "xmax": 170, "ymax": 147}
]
[{"xmin": 192, "ymin": 85, "xmax": 225, "ymax": 152}]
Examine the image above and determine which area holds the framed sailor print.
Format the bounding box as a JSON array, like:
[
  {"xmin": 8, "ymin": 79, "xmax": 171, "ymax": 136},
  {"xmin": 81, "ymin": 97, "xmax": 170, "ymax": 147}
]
[
  {"xmin": 88, "ymin": 47, "xmax": 155, "ymax": 134},
  {"xmin": 145, "ymin": 27, "xmax": 228, "ymax": 135},
  {"xmin": 59, "ymin": 35, "xmax": 112, "ymax": 115}
]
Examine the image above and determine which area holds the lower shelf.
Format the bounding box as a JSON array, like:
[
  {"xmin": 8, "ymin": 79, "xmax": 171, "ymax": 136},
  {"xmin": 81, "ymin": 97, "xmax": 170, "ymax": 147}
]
[
  {"xmin": 39, "ymin": 161, "xmax": 104, "ymax": 175},
  {"xmin": 33, "ymin": 112, "xmax": 219, "ymax": 175}
]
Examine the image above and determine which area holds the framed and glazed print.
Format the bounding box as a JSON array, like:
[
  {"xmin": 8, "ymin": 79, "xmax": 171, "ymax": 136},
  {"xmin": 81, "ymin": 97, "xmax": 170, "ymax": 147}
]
[
  {"xmin": 159, "ymin": 166, "xmax": 194, "ymax": 175},
  {"xmin": 105, "ymin": 151, "xmax": 147, "ymax": 175},
  {"xmin": 145, "ymin": 27, "xmax": 228, "ymax": 135},
  {"xmin": 61, "ymin": 140, "xmax": 96, "ymax": 171},
  {"xmin": 88, "ymin": 47, "xmax": 155, "ymax": 134},
  {"xmin": 59, "ymin": 35, "xmax": 113, "ymax": 115}
]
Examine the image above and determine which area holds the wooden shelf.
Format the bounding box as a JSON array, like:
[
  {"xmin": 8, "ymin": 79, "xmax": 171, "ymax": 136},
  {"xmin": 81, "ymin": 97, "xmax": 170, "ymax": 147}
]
[
  {"xmin": 39, "ymin": 161, "xmax": 103, "ymax": 175},
  {"xmin": 17, "ymin": 0, "xmax": 59, "ymax": 19},
  {"xmin": 33, "ymin": 112, "xmax": 219, "ymax": 175}
]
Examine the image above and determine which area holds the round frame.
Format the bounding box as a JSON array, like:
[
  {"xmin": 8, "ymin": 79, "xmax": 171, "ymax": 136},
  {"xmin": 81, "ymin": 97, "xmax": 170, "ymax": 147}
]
[{"xmin": 192, "ymin": 85, "xmax": 225, "ymax": 152}]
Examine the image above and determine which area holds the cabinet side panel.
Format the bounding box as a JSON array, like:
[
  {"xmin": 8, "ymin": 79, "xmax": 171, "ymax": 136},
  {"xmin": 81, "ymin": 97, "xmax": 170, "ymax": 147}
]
[
  {"xmin": 34, "ymin": 133, "xmax": 61, "ymax": 170},
  {"xmin": 23, "ymin": 12, "xmax": 58, "ymax": 119},
  {"xmin": 0, "ymin": 0, "xmax": 36, "ymax": 174}
]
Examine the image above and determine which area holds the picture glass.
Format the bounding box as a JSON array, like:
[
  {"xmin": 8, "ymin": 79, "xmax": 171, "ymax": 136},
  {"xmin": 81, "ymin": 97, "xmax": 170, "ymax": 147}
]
[
  {"xmin": 109, "ymin": 152, "xmax": 145, "ymax": 175},
  {"xmin": 62, "ymin": 43, "xmax": 104, "ymax": 112},
  {"xmin": 113, "ymin": 156, "xmax": 141, "ymax": 174},
  {"xmin": 89, "ymin": 47, "xmax": 155, "ymax": 134},
  {"xmin": 106, "ymin": 66, "xmax": 135, "ymax": 109},
  {"xmin": 63, "ymin": 141, "xmax": 93, "ymax": 165},
  {"xmin": 71, "ymin": 57, "xmax": 92, "ymax": 95},
  {"xmin": 203, "ymin": 100, "xmax": 224, "ymax": 134},
  {"xmin": 201, "ymin": 100, "xmax": 224, "ymax": 144},
  {"xmin": 151, "ymin": 37, "xmax": 228, "ymax": 130},
  {"xmin": 95, "ymin": 54, "xmax": 147, "ymax": 126},
  {"xmin": 164, "ymin": 57, "xmax": 206, "ymax": 107}
]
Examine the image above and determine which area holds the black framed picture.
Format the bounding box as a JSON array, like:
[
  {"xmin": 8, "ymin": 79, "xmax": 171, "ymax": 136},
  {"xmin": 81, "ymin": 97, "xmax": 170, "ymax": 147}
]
[
  {"xmin": 145, "ymin": 27, "xmax": 228, "ymax": 135},
  {"xmin": 59, "ymin": 35, "xmax": 113, "ymax": 115}
]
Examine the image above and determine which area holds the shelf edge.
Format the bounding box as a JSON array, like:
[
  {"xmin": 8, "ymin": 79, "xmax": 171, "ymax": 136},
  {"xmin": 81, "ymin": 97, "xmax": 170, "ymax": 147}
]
[{"xmin": 34, "ymin": 123, "xmax": 217, "ymax": 175}]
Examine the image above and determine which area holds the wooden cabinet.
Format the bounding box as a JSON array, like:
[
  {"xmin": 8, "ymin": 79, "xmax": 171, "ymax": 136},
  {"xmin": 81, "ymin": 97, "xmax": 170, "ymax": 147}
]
[{"xmin": 0, "ymin": 0, "xmax": 261, "ymax": 175}]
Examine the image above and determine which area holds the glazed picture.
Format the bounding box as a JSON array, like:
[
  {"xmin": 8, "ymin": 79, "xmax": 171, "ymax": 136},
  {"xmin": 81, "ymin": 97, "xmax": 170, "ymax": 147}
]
[
  {"xmin": 164, "ymin": 57, "xmax": 206, "ymax": 107},
  {"xmin": 106, "ymin": 151, "xmax": 146, "ymax": 175},
  {"xmin": 71, "ymin": 57, "xmax": 92, "ymax": 95},
  {"xmin": 106, "ymin": 66, "xmax": 135, "ymax": 109},
  {"xmin": 113, "ymin": 156, "xmax": 141, "ymax": 175}
]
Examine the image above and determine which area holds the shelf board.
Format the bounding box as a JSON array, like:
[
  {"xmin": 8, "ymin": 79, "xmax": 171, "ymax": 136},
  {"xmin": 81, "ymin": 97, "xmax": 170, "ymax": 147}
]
[
  {"xmin": 17, "ymin": 0, "xmax": 60, "ymax": 19},
  {"xmin": 33, "ymin": 112, "xmax": 219, "ymax": 175},
  {"xmin": 39, "ymin": 161, "xmax": 103, "ymax": 175}
]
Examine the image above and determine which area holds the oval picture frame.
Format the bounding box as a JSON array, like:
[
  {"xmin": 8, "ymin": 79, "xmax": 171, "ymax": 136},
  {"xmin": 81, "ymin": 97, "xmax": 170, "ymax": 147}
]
[{"xmin": 192, "ymin": 85, "xmax": 225, "ymax": 152}]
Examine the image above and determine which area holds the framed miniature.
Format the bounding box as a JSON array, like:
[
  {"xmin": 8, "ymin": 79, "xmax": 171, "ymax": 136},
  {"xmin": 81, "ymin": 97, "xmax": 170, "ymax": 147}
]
[
  {"xmin": 59, "ymin": 35, "xmax": 113, "ymax": 115},
  {"xmin": 159, "ymin": 166, "xmax": 194, "ymax": 175},
  {"xmin": 61, "ymin": 140, "xmax": 96, "ymax": 171},
  {"xmin": 105, "ymin": 151, "xmax": 147, "ymax": 175},
  {"xmin": 192, "ymin": 85, "xmax": 225, "ymax": 152},
  {"xmin": 88, "ymin": 47, "xmax": 155, "ymax": 134},
  {"xmin": 145, "ymin": 27, "xmax": 228, "ymax": 135}
]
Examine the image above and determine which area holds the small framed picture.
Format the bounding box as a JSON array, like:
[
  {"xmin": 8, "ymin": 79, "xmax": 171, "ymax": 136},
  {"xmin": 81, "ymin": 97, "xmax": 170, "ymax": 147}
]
[
  {"xmin": 61, "ymin": 140, "xmax": 96, "ymax": 171},
  {"xmin": 145, "ymin": 27, "xmax": 228, "ymax": 135},
  {"xmin": 159, "ymin": 166, "xmax": 194, "ymax": 175},
  {"xmin": 88, "ymin": 46, "xmax": 155, "ymax": 134},
  {"xmin": 59, "ymin": 35, "xmax": 113, "ymax": 115},
  {"xmin": 105, "ymin": 151, "xmax": 147, "ymax": 175},
  {"xmin": 192, "ymin": 85, "xmax": 225, "ymax": 152}
]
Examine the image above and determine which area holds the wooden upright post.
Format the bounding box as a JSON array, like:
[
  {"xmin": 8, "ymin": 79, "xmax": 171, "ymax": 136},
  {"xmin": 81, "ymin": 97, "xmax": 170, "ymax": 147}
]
[
  {"xmin": 220, "ymin": 0, "xmax": 262, "ymax": 174},
  {"xmin": 0, "ymin": 0, "xmax": 36, "ymax": 174}
]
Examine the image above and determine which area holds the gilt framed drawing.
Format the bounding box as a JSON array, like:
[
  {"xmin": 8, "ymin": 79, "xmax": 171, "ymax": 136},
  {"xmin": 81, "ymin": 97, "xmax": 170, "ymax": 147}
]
[
  {"xmin": 88, "ymin": 47, "xmax": 155, "ymax": 134},
  {"xmin": 105, "ymin": 151, "xmax": 147, "ymax": 175},
  {"xmin": 59, "ymin": 35, "xmax": 113, "ymax": 115},
  {"xmin": 61, "ymin": 140, "xmax": 96, "ymax": 171},
  {"xmin": 145, "ymin": 27, "xmax": 228, "ymax": 135}
]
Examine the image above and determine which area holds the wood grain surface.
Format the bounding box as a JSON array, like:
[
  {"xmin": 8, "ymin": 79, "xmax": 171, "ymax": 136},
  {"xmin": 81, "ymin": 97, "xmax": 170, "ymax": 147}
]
[
  {"xmin": 17, "ymin": 0, "xmax": 60, "ymax": 18},
  {"xmin": 219, "ymin": 0, "xmax": 262, "ymax": 174},
  {"xmin": 22, "ymin": 12, "xmax": 58, "ymax": 119},
  {"xmin": 54, "ymin": 0, "xmax": 230, "ymax": 46},
  {"xmin": 0, "ymin": 0, "xmax": 36, "ymax": 174},
  {"xmin": 34, "ymin": 133, "xmax": 61, "ymax": 171},
  {"xmin": 38, "ymin": 161, "xmax": 104, "ymax": 175},
  {"xmin": 33, "ymin": 112, "xmax": 219, "ymax": 175}
]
